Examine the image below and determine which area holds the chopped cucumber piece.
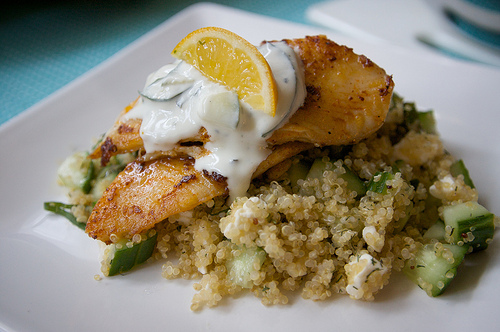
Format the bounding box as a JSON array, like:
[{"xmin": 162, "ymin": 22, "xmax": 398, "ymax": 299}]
[
  {"xmin": 97, "ymin": 155, "xmax": 132, "ymax": 179},
  {"xmin": 91, "ymin": 154, "xmax": 134, "ymax": 201},
  {"xmin": 306, "ymin": 158, "xmax": 329, "ymax": 180},
  {"xmin": 392, "ymin": 159, "xmax": 405, "ymax": 174},
  {"xmin": 367, "ymin": 171, "xmax": 395, "ymax": 194},
  {"xmin": 402, "ymin": 100, "xmax": 437, "ymax": 134},
  {"xmin": 107, "ymin": 232, "xmax": 158, "ymax": 276},
  {"xmin": 341, "ymin": 165, "xmax": 367, "ymax": 198},
  {"xmin": 423, "ymin": 220, "xmax": 446, "ymax": 241},
  {"xmin": 226, "ymin": 245, "xmax": 266, "ymax": 289},
  {"xmin": 403, "ymin": 102, "xmax": 419, "ymax": 127},
  {"xmin": 307, "ymin": 159, "xmax": 366, "ymax": 198},
  {"xmin": 366, "ymin": 170, "xmax": 412, "ymax": 231},
  {"xmin": 418, "ymin": 110, "xmax": 437, "ymax": 134},
  {"xmin": 140, "ymin": 62, "xmax": 194, "ymax": 101},
  {"xmin": 403, "ymin": 243, "xmax": 467, "ymax": 297},
  {"xmin": 394, "ymin": 201, "xmax": 413, "ymax": 233},
  {"xmin": 58, "ymin": 151, "xmax": 133, "ymax": 197},
  {"xmin": 57, "ymin": 151, "xmax": 94, "ymax": 192},
  {"xmin": 199, "ymin": 90, "xmax": 240, "ymax": 129},
  {"xmin": 91, "ymin": 173, "xmax": 117, "ymax": 202},
  {"xmin": 286, "ymin": 160, "xmax": 310, "ymax": 187},
  {"xmin": 91, "ymin": 166, "xmax": 122, "ymax": 201},
  {"xmin": 450, "ymin": 159, "xmax": 475, "ymax": 189},
  {"xmin": 443, "ymin": 201, "xmax": 495, "ymax": 252},
  {"xmin": 43, "ymin": 201, "xmax": 86, "ymax": 230},
  {"xmin": 390, "ymin": 92, "xmax": 404, "ymax": 109}
]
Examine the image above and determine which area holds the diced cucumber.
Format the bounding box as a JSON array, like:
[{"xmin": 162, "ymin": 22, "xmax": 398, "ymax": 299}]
[
  {"xmin": 425, "ymin": 191, "xmax": 442, "ymax": 208},
  {"xmin": 306, "ymin": 158, "xmax": 329, "ymax": 180},
  {"xmin": 418, "ymin": 110, "xmax": 437, "ymax": 134},
  {"xmin": 107, "ymin": 232, "xmax": 158, "ymax": 276},
  {"xmin": 199, "ymin": 90, "xmax": 240, "ymax": 129},
  {"xmin": 389, "ymin": 92, "xmax": 404, "ymax": 109},
  {"xmin": 443, "ymin": 201, "xmax": 495, "ymax": 252},
  {"xmin": 43, "ymin": 201, "xmax": 86, "ymax": 230},
  {"xmin": 57, "ymin": 151, "xmax": 94, "ymax": 193},
  {"xmin": 403, "ymin": 243, "xmax": 467, "ymax": 297},
  {"xmin": 402, "ymin": 100, "xmax": 437, "ymax": 134},
  {"xmin": 91, "ymin": 171, "xmax": 119, "ymax": 202},
  {"xmin": 423, "ymin": 220, "xmax": 446, "ymax": 241},
  {"xmin": 341, "ymin": 165, "xmax": 367, "ymax": 198},
  {"xmin": 366, "ymin": 170, "xmax": 412, "ymax": 232},
  {"xmin": 392, "ymin": 160, "xmax": 405, "ymax": 174},
  {"xmin": 393, "ymin": 201, "xmax": 413, "ymax": 233},
  {"xmin": 286, "ymin": 160, "xmax": 310, "ymax": 187},
  {"xmin": 226, "ymin": 245, "xmax": 266, "ymax": 289},
  {"xmin": 367, "ymin": 171, "xmax": 395, "ymax": 194},
  {"xmin": 91, "ymin": 154, "xmax": 133, "ymax": 201},
  {"xmin": 58, "ymin": 151, "xmax": 133, "ymax": 197},
  {"xmin": 450, "ymin": 159, "xmax": 475, "ymax": 189},
  {"xmin": 403, "ymin": 102, "xmax": 419, "ymax": 127},
  {"xmin": 307, "ymin": 158, "xmax": 366, "ymax": 198},
  {"xmin": 140, "ymin": 62, "xmax": 194, "ymax": 101}
]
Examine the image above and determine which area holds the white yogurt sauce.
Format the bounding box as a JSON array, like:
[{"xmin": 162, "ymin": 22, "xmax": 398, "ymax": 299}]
[{"xmin": 124, "ymin": 41, "xmax": 306, "ymax": 200}]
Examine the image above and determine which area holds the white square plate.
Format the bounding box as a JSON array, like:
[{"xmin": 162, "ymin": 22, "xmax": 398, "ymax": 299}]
[{"xmin": 1, "ymin": 3, "xmax": 499, "ymax": 331}]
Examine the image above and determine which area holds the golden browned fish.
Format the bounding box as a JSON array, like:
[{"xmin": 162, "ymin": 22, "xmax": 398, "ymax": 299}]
[
  {"xmin": 86, "ymin": 156, "xmax": 227, "ymax": 244},
  {"xmin": 90, "ymin": 98, "xmax": 143, "ymax": 166},
  {"xmin": 89, "ymin": 35, "xmax": 393, "ymax": 168},
  {"xmin": 85, "ymin": 35, "xmax": 394, "ymax": 243},
  {"xmin": 89, "ymin": 98, "xmax": 210, "ymax": 165},
  {"xmin": 268, "ymin": 35, "xmax": 393, "ymax": 146}
]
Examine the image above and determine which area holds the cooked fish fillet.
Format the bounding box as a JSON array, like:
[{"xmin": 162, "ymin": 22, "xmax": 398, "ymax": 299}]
[
  {"xmin": 89, "ymin": 35, "xmax": 393, "ymax": 168},
  {"xmin": 253, "ymin": 141, "xmax": 314, "ymax": 179},
  {"xmin": 267, "ymin": 35, "xmax": 393, "ymax": 146},
  {"xmin": 89, "ymin": 98, "xmax": 210, "ymax": 165},
  {"xmin": 90, "ymin": 98, "xmax": 143, "ymax": 166},
  {"xmin": 85, "ymin": 35, "xmax": 394, "ymax": 243},
  {"xmin": 86, "ymin": 156, "xmax": 227, "ymax": 244}
]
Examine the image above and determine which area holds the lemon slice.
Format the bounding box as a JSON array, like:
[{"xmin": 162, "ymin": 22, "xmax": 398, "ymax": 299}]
[{"xmin": 172, "ymin": 27, "xmax": 277, "ymax": 116}]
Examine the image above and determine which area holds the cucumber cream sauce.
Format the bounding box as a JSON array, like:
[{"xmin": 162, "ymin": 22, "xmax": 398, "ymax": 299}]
[{"xmin": 124, "ymin": 41, "xmax": 306, "ymax": 200}]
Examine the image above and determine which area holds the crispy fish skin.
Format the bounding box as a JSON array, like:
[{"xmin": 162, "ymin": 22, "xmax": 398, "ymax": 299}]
[
  {"xmin": 267, "ymin": 35, "xmax": 394, "ymax": 146},
  {"xmin": 86, "ymin": 156, "xmax": 227, "ymax": 244},
  {"xmin": 89, "ymin": 112, "xmax": 210, "ymax": 165},
  {"xmin": 89, "ymin": 98, "xmax": 143, "ymax": 165}
]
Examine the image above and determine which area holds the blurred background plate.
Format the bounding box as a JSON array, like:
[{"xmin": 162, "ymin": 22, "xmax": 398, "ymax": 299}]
[{"xmin": 307, "ymin": 0, "xmax": 500, "ymax": 66}]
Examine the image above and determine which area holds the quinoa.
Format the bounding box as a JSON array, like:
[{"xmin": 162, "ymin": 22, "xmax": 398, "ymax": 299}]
[
  {"xmin": 157, "ymin": 164, "xmax": 417, "ymax": 309},
  {"xmin": 54, "ymin": 94, "xmax": 496, "ymax": 310},
  {"xmin": 143, "ymin": 94, "xmax": 491, "ymax": 310}
]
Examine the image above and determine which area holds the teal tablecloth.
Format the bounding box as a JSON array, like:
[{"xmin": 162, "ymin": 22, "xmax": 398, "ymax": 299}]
[{"xmin": 0, "ymin": 0, "xmax": 323, "ymax": 126}]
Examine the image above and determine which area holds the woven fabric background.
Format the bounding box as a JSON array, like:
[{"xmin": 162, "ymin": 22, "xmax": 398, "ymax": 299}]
[{"xmin": 0, "ymin": 0, "xmax": 322, "ymax": 125}]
